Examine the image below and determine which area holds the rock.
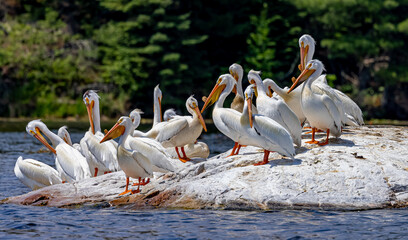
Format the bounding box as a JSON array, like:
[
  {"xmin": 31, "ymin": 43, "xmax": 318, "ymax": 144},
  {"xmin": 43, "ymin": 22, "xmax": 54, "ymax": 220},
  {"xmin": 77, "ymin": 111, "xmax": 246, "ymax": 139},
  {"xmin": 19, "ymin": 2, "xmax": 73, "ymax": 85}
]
[{"xmin": 3, "ymin": 126, "xmax": 408, "ymax": 211}]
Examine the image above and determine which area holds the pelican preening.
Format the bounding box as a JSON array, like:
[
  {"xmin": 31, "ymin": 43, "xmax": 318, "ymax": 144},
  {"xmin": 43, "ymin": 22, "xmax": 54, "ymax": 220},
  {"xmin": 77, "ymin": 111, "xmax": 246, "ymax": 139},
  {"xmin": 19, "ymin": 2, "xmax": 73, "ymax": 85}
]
[
  {"xmin": 58, "ymin": 126, "xmax": 82, "ymax": 152},
  {"xmin": 263, "ymin": 79, "xmax": 306, "ymax": 125},
  {"xmin": 163, "ymin": 108, "xmax": 177, "ymax": 121},
  {"xmin": 14, "ymin": 156, "xmax": 62, "ymax": 190},
  {"xmin": 288, "ymin": 59, "xmax": 342, "ymax": 145},
  {"xmin": 26, "ymin": 120, "xmax": 91, "ymax": 182},
  {"xmin": 248, "ymin": 70, "xmax": 302, "ymax": 147},
  {"xmin": 101, "ymin": 117, "xmax": 153, "ymax": 195}
]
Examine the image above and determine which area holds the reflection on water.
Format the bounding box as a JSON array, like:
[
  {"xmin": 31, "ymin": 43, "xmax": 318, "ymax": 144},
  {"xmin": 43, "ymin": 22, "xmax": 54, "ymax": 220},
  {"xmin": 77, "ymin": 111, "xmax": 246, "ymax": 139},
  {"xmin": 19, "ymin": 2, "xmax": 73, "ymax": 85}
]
[{"xmin": 1, "ymin": 132, "xmax": 408, "ymax": 239}]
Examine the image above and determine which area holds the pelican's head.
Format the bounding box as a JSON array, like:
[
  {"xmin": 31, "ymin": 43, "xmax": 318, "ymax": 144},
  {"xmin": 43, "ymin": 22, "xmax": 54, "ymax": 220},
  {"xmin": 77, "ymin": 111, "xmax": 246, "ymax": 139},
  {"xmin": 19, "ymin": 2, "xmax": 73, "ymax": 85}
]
[
  {"xmin": 244, "ymin": 84, "xmax": 256, "ymax": 128},
  {"xmin": 83, "ymin": 90, "xmax": 100, "ymax": 134},
  {"xmin": 298, "ymin": 34, "xmax": 316, "ymax": 72},
  {"xmin": 247, "ymin": 70, "xmax": 262, "ymax": 97},
  {"xmin": 201, "ymin": 74, "xmax": 235, "ymax": 113},
  {"xmin": 229, "ymin": 63, "xmax": 243, "ymax": 94},
  {"xmin": 186, "ymin": 96, "xmax": 207, "ymax": 132},
  {"xmin": 100, "ymin": 116, "xmax": 132, "ymax": 143},
  {"xmin": 129, "ymin": 108, "xmax": 144, "ymax": 129},
  {"xmin": 287, "ymin": 59, "xmax": 325, "ymax": 94},
  {"xmin": 154, "ymin": 84, "xmax": 163, "ymax": 122},
  {"xmin": 163, "ymin": 108, "xmax": 177, "ymax": 121},
  {"xmin": 263, "ymin": 79, "xmax": 275, "ymax": 97},
  {"xmin": 26, "ymin": 120, "xmax": 56, "ymax": 154},
  {"xmin": 57, "ymin": 126, "xmax": 72, "ymax": 146}
]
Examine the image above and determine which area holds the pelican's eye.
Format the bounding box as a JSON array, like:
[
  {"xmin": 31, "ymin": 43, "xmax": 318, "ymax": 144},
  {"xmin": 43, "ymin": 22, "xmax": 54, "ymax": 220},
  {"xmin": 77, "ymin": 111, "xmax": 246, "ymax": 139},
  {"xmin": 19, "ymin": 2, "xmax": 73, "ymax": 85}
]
[
  {"xmin": 30, "ymin": 130, "xmax": 35, "ymax": 135},
  {"xmin": 85, "ymin": 97, "xmax": 90, "ymax": 104},
  {"xmin": 307, "ymin": 63, "xmax": 312, "ymax": 69}
]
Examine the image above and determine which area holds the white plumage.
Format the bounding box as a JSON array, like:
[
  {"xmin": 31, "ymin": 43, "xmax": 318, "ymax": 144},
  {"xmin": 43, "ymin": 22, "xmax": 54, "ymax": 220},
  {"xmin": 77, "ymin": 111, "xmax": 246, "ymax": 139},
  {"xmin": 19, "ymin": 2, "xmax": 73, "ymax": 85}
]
[
  {"xmin": 14, "ymin": 156, "xmax": 62, "ymax": 190},
  {"xmin": 26, "ymin": 120, "xmax": 91, "ymax": 182},
  {"xmin": 248, "ymin": 70, "xmax": 302, "ymax": 147}
]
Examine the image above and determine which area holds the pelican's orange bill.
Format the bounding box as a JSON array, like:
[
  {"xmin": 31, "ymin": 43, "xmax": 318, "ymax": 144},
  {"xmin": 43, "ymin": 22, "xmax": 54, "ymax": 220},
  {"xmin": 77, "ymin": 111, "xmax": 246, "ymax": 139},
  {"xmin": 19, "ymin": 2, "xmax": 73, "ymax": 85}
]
[
  {"xmin": 201, "ymin": 81, "xmax": 226, "ymax": 113},
  {"xmin": 287, "ymin": 68, "xmax": 315, "ymax": 94},
  {"xmin": 100, "ymin": 121, "xmax": 125, "ymax": 143}
]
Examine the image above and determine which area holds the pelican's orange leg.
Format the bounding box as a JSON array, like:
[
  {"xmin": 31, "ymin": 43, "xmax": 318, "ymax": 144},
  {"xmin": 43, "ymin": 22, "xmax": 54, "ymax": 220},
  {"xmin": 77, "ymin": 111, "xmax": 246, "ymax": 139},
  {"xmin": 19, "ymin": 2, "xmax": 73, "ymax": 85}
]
[
  {"xmin": 94, "ymin": 167, "xmax": 98, "ymax": 177},
  {"xmin": 254, "ymin": 150, "xmax": 270, "ymax": 166},
  {"xmin": 227, "ymin": 142, "xmax": 245, "ymax": 157},
  {"xmin": 306, "ymin": 128, "xmax": 320, "ymax": 144},
  {"xmin": 119, "ymin": 177, "xmax": 140, "ymax": 196},
  {"xmin": 304, "ymin": 128, "xmax": 324, "ymax": 134},
  {"xmin": 176, "ymin": 147, "xmax": 190, "ymax": 163},
  {"xmin": 318, "ymin": 129, "xmax": 330, "ymax": 146},
  {"xmin": 133, "ymin": 177, "xmax": 150, "ymax": 186}
]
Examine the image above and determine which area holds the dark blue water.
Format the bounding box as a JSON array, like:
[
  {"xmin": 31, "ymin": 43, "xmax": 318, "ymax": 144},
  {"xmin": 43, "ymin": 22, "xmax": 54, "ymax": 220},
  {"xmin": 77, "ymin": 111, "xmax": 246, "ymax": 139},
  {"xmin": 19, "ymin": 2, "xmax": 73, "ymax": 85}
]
[{"xmin": 1, "ymin": 131, "xmax": 408, "ymax": 239}]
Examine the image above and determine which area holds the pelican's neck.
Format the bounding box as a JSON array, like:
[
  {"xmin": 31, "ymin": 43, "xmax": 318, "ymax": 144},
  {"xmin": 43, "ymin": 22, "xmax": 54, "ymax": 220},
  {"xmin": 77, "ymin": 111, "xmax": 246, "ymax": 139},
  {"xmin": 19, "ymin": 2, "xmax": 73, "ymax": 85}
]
[
  {"xmin": 118, "ymin": 124, "xmax": 133, "ymax": 147},
  {"xmin": 236, "ymin": 75, "xmax": 244, "ymax": 98},
  {"xmin": 153, "ymin": 94, "xmax": 161, "ymax": 126},
  {"xmin": 252, "ymin": 74, "xmax": 267, "ymax": 97},
  {"xmin": 265, "ymin": 79, "xmax": 288, "ymax": 100},
  {"xmin": 92, "ymin": 99, "xmax": 101, "ymax": 133},
  {"xmin": 39, "ymin": 124, "xmax": 64, "ymax": 147},
  {"xmin": 303, "ymin": 72, "xmax": 320, "ymax": 97},
  {"xmin": 215, "ymin": 82, "xmax": 234, "ymax": 109},
  {"xmin": 241, "ymin": 98, "xmax": 251, "ymax": 125},
  {"xmin": 64, "ymin": 132, "xmax": 73, "ymax": 146},
  {"xmin": 306, "ymin": 44, "xmax": 315, "ymax": 64}
]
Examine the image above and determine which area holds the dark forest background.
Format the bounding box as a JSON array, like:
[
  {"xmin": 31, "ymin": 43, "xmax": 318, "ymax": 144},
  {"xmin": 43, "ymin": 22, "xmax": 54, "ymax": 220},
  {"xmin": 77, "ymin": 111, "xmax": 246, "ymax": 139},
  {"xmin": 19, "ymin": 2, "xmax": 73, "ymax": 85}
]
[{"xmin": 1, "ymin": 0, "xmax": 408, "ymax": 121}]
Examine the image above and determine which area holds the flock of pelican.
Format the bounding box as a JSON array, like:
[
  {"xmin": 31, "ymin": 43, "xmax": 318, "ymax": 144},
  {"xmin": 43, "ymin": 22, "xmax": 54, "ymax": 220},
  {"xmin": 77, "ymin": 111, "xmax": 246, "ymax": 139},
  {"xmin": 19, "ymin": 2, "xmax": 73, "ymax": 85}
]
[{"xmin": 14, "ymin": 34, "xmax": 363, "ymax": 195}]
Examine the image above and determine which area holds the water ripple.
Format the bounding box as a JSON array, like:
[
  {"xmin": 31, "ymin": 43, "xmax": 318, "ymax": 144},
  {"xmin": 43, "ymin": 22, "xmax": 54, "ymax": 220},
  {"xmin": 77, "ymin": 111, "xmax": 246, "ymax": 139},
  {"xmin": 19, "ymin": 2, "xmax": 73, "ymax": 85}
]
[{"xmin": 2, "ymin": 132, "xmax": 408, "ymax": 239}]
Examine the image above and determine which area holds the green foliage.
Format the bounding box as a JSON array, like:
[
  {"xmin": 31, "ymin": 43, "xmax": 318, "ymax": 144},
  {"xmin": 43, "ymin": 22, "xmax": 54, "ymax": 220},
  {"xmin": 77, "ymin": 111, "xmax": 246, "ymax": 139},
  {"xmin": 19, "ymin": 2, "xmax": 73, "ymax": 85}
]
[
  {"xmin": 0, "ymin": 8, "xmax": 97, "ymax": 117},
  {"xmin": 1, "ymin": 0, "xmax": 408, "ymax": 120}
]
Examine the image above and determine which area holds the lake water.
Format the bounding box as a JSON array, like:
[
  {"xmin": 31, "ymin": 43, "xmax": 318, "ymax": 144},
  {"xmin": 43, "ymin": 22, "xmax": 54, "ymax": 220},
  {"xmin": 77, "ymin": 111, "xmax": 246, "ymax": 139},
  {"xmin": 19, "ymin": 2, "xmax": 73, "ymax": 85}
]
[{"xmin": 1, "ymin": 131, "xmax": 408, "ymax": 239}]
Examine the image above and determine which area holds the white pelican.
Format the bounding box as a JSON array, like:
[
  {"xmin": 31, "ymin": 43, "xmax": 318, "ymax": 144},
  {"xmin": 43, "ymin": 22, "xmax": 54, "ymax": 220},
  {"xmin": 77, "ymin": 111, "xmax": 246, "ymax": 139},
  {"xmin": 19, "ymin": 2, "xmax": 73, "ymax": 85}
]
[
  {"xmin": 101, "ymin": 117, "xmax": 153, "ymax": 195},
  {"xmin": 201, "ymin": 74, "xmax": 248, "ymax": 156},
  {"xmin": 14, "ymin": 156, "xmax": 62, "ymax": 190},
  {"xmin": 242, "ymin": 85, "xmax": 295, "ymax": 164},
  {"xmin": 166, "ymin": 142, "xmax": 210, "ymax": 159},
  {"xmin": 201, "ymin": 75, "xmax": 295, "ymax": 163},
  {"xmin": 229, "ymin": 63, "xmax": 245, "ymax": 112},
  {"xmin": 26, "ymin": 120, "xmax": 91, "ymax": 182},
  {"xmin": 155, "ymin": 96, "xmax": 207, "ymax": 162},
  {"xmin": 297, "ymin": 34, "xmax": 363, "ymax": 126},
  {"xmin": 153, "ymin": 84, "xmax": 163, "ymax": 126},
  {"xmin": 248, "ymin": 70, "xmax": 302, "ymax": 147},
  {"xmin": 163, "ymin": 108, "xmax": 177, "ymax": 121},
  {"xmin": 287, "ymin": 59, "xmax": 342, "ymax": 145},
  {"xmin": 229, "ymin": 63, "xmax": 258, "ymax": 114},
  {"xmin": 58, "ymin": 126, "xmax": 82, "ymax": 152},
  {"xmin": 263, "ymin": 78, "xmax": 306, "ymax": 125},
  {"xmin": 128, "ymin": 109, "xmax": 175, "ymax": 173},
  {"xmin": 81, "ymin": 90, "xmax": 120, "ymax": 177}
]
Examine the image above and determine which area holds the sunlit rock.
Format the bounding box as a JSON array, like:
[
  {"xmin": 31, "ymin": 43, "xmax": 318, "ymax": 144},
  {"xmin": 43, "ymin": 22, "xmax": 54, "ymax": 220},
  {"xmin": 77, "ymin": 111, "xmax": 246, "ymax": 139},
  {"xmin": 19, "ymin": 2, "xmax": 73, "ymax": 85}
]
[{"xmin": 4, "ymin": 126, "xmax": 408, "ymax": 211}]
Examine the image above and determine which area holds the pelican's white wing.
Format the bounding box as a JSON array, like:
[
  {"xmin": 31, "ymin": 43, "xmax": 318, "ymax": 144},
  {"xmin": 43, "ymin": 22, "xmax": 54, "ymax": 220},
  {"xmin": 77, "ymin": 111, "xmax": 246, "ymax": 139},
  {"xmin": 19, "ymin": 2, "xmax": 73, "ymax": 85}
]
[
  {"xmin": 155, "ymin": 117, "xmax": 189, "ymax": 143},
  {"xmin": 14, "ymin": 157, "xmax": 61, "ymax": 190},
  {"xmin": 333, "ymin": 89, "xmax": 364, "ymax": 125},
  {"xmin": 275, "ymin": 101, "xmax": 302, "ymax": 147},
  {"xmin": 320, "ymin": 94, "xmax": 342, "ymax": 137},
  {"xmin": 56, "ymin": 143, "xmax": 92, "ymax": 182},
  {"xmin": 252, "ymin": 115, "xmax": 295, "ymax": 158},
  {"xmin": 128, "ymin": 137, "xmax": 174, "ymax": 172}
]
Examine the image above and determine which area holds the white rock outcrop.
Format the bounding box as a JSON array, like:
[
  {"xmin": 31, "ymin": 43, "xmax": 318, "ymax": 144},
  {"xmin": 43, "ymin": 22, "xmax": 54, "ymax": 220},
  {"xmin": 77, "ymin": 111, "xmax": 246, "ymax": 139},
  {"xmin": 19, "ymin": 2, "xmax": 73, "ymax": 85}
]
[{"xmin": 3, "ymin": 126, "xmax": 408, "ymax": 210}]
